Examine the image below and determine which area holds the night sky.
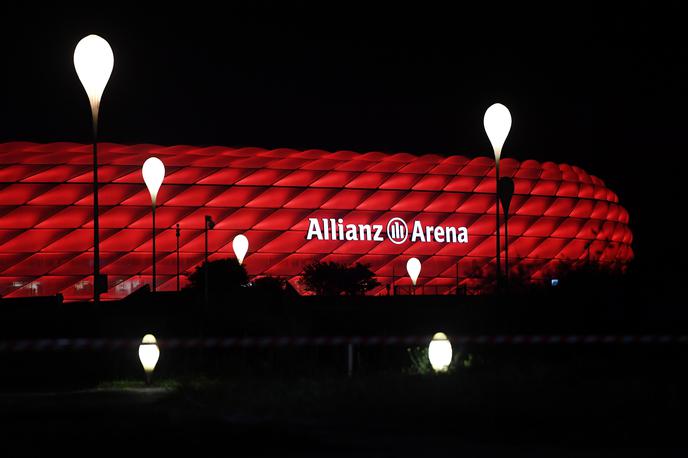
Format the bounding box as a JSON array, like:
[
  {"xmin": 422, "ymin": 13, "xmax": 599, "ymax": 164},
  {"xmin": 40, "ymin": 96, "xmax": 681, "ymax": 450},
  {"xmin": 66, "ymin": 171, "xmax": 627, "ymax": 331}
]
[{"xmin": 1, "ymin": 4, "xmax": 685, "ymax": 289}]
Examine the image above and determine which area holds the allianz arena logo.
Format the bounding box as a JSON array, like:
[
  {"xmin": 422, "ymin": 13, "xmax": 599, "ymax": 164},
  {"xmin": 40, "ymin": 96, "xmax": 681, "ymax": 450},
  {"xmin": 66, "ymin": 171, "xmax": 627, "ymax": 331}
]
[{"xmin": 305, "ymin": 217, "xmax": 469, "ymax": 244}]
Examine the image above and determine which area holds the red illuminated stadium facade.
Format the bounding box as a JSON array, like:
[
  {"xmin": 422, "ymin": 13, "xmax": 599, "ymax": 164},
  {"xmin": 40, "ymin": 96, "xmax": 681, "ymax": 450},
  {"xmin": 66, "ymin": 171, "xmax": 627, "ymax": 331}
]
[{"xmin": 0, "ymin": 142, "xmax": 633, "ymax": 301}]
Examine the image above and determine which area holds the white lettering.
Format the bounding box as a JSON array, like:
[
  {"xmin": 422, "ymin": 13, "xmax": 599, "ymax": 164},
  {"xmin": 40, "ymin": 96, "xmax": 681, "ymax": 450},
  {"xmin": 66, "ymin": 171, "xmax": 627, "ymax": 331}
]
[
  {"xmin": 458, "ymin": 226, "xmax": 468, "ymax": 243},
  {"xmin": 308, "ymin": 218, "xmax": 468, "ymax": 244},
  {"xmin": 445, "ymin": 226, "xmax": 457, "ymax": 243},
  {"xmin": 345, "ymin": 224, "xmax": 358, "ymax": 241},
  {"xmin": 412, "ymin": 221, "xmax": 425, "ymax": 242},
  {"xmin": 373, "ymin": 225, "xmax": 384, "ymax": 241},
  {"xmin": 358, "ymin": 224, "xmax": 372, "ymax": 240},
  {"xmin": 425, "ymin": 225, "xmax": 434, "ymax": 241},
  {"xmin": 435, "ymin": 226, "xmax": 445, "ymax": 242},
  {"xmin": 307, "ymin": 218, "xmax": 323, "ymax": 240}
]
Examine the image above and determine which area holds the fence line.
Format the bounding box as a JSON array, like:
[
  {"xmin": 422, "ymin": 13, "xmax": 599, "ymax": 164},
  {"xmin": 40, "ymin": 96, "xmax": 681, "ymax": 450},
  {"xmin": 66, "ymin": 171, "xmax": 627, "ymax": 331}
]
[{"xmin": 0, "ymin": 335, "xmax": 686, "ymax": 353}]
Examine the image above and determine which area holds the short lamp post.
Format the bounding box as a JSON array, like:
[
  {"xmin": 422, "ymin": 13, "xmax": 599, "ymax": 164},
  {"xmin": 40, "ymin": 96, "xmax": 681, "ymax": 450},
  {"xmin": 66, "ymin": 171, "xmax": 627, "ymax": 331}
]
[
  {"xmin": 138, "ymin": 334, "xmax": 160, "ymax": 385},
  {"xmin": 428, "ymin": 332, "xmax": 452, "ymax": 373},
  {"xmin": 142, "ymin": 157, "xmax": 165, "ymax": 293},
  {"xmin": 484, "ymin": 103, "xmax": 512, "ymax": 293},
  {"xmin": 406, "ymin": 257, "xmax": 421, "ymax": 295},
  {"xmin": 74, "ymin": 35, "xmax": 114, "ymax": 305}
]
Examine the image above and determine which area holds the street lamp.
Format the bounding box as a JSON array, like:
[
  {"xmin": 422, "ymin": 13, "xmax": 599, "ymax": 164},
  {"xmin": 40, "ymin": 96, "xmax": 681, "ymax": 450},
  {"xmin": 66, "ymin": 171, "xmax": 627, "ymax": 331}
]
[
  {"xmin": 498, "ymin": 177, "xmax": 515, "ymax": 292},
  {"xmin": 74, "ymin": 34, "xmax": 114, "ymax": 305},
  {"xmin": 406, "ymin": 257, "xmax": 421, "ymax": 295},
  {"xmin": 204, "ymin": 215, "xmax": 216, "ymax": 306},
  {"xmin": 138, "ymin": 334, "xmax": 160, "ymax": 385},
  {"xmin": 428, "ymin": 332, "xmax": 452, "ymax": 373},
  {"xmin": 142, "ymin": 157, "xmax": 166, "ymax": 292},
  {"xmin": 484, "ymin": 103, "xmax": 512, "ymax": 293},
  {"xmin": 232, "ymin": 234, "xmax": 249, "ymax": 265},
  {"xmin": 176, "ymin": 224, "xmax": 181, "ymax": 292}
]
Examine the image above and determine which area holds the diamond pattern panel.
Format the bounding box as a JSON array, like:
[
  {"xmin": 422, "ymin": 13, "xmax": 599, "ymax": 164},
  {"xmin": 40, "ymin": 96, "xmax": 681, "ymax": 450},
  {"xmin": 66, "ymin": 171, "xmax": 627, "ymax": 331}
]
[{"xmin": 0, "ymin": 142, "xmax": 633, "ymax": 300}]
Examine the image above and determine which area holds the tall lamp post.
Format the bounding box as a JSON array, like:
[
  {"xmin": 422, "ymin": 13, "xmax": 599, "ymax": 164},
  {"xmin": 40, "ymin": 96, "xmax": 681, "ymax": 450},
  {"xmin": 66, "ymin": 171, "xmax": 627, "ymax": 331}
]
[
  {"xmin": 74, "ymin": 35, "xmax": 114, "ymax": 305},
  {"xmin": 204, "ymin": 215, "xmax": 216, "ymax": 307},
  {"xmin": 499, "ymin": 177, "xmax": 515, "ymax": 292},
  {"xmin": 484, "ymin": 103, "xmax": 512, "ymax": 293},
  {"xmin": 142, "ymin": 157, "xmax": 165, "ymax": 292},
  {"xmin": 176, "ymin": 224, "xmax": 181, "ymax": 292}
]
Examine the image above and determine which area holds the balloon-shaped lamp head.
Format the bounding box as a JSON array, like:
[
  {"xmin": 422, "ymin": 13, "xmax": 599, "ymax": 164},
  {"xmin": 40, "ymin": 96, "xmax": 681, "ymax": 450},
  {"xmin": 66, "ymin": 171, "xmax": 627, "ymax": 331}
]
[
  {"xmin": 142, "ymin": 157, "xmax": 165, "ymax": 206},
  {"xmin": 74, "ymin": 35, "xmax": 114, "ymax": 120},
  {"xmin": 428, "ymin": 332, "xmax": 452, "ymax": 373},
  {"xmin": 138, "ymin": 334, "xmax": 160, "ymax": 384},
  {"xmin": 406, "ymin": 257, "xmax": 421, "ymax": 286},
  {"xmin": 233, "ymin": 234, "xmax": 249, "ymax": 265},
  {"xmin": 483, "ymin": 103, "xmax": 512, "ymax": 163}
]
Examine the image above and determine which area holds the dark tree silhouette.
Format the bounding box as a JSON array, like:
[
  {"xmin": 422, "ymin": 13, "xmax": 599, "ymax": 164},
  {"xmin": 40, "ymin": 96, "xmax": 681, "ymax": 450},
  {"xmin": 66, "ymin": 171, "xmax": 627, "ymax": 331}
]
[
  {"xmin": 342, "ymin": 262, "xmax": 381, "ymax": 296},
  {"xmin": 251, "ymin": 276, "xmax": 286, "ymax": 301},
  {"xmin": 185, "ymin": 258, "xmax": 248, "ymax": 298},
  {"xmin": 299, "ymin": 261, "xmax": 380, "ymax": 296}
]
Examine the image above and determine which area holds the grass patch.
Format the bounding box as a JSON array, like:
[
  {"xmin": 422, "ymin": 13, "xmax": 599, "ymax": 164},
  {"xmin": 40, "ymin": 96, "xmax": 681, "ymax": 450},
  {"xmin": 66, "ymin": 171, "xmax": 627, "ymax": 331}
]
[{"xmin": 96, "ymin": 378, "xmax": 182, "ymax": 390}]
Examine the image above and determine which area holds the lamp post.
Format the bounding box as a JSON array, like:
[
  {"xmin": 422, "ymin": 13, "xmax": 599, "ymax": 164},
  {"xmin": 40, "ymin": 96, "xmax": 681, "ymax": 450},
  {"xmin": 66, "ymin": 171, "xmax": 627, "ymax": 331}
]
[
  {"xmin": 204, "ymin": 215, "xmax": 216, "ymax": 307},
  {"xmin": 74, "ymin": 35, "xmax": 114, "ymax": 305},
  {"xmin": 406, "ymin": 257, "xmax": 421, "ymax": 295},
  {"xmin": 456, "ymin": 261, "xmax": 460, "ymax": 296},
  {"xmin": 142, "ymin": 157, "xmax": 165, "ymax": 293},
  {"xmin": 176, "ymin": 224, "xmax": 181, "ymax": 292},
  {"xmin": 498, "ymin": 177, "xmax": 515, "ymax": 292},
  {"xmin": 484, "ymin": 103, "xmax": 512, "ymax": 293},
  {"xmin": 391, "ymin": 265, "xmax": 396, "ymax": 296}
]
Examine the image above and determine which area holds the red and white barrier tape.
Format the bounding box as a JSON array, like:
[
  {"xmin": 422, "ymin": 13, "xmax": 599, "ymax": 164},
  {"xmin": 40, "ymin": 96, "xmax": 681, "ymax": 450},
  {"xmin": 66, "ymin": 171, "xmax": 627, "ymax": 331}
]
[{"xmin": 0, "ymin": 335, "xmax": 686, "ymax": 352}]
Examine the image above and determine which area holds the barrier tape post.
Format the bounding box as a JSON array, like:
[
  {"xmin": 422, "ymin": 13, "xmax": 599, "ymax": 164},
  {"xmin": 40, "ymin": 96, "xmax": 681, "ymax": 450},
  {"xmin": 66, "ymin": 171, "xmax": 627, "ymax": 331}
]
[{"xmin": 347, "ymin": 343, "xmax": 354, "ymax": 378}]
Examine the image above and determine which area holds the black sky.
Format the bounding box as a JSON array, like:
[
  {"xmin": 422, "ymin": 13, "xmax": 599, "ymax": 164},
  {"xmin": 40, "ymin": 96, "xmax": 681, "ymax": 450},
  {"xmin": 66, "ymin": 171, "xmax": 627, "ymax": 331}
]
[{"xmin": 1, "ymin": 3, "xmax": 686, "ymax": 286}]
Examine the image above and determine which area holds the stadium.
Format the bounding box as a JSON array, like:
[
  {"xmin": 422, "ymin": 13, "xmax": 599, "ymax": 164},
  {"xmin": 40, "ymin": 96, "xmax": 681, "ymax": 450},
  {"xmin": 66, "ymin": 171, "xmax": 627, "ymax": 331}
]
[{"xmin": 0, "ymin": 142, "xmax": 633, "ymax": 300}]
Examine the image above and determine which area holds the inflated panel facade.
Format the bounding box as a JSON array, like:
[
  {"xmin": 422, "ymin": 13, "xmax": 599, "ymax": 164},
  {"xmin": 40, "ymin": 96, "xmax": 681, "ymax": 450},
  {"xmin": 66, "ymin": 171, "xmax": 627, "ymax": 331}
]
[{"xmin": 0, "ymin": 142, "xmax": 633, "ymax": 300}]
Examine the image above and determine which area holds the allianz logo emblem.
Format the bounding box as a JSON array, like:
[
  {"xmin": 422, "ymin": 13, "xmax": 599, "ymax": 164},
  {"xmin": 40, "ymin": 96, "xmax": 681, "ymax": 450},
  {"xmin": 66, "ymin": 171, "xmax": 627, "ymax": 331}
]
[
  {"xmin": 306, "ymin": 217, "xmax": 469, "ymax": 244},
  {"xmin": 386, "ymin": 217, "xmax": 408, "ymax": 244}
]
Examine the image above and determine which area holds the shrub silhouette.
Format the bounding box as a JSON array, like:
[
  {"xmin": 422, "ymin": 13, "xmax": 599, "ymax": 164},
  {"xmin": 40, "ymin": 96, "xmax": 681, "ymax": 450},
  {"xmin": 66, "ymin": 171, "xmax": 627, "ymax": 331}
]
[
  {"xmin": 299, "ymin": 261, "xmax": 380, "ymax": 296},
  {"xmin": 185, "ymin": 258, "xmax": 248, "ymax": 298}
]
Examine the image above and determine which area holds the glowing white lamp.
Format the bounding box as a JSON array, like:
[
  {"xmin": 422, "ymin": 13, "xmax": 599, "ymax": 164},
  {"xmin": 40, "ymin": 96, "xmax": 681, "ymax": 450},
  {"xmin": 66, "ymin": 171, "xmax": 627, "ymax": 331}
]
[
  {"xmin": 142, "ymin": 157, "xmax": 166, "ymax": 206},
  {"xmin": 138, "ymin": 334, "xmax": 160, "ymax": 385},
  {"xmin": 484, "ymin": 103, "xmax": 512, "ymax": 291},
  {"xmin": 483, "ymin": 103, "xmax": 512, "ymax": 163},
  {"xmin": 74, "ymin": 35, "xmax": 114, "ymax": 122},
  {"xmin": 74, "ymin": 34, "xmax": 114, "ymax": 306},
  {"xmin": 233, "ymin": 234, "xmax": 249, "ymax": 265},
  {"xmin": 428, "ymin": 332, "xmax": 452, "ymax": 373},
  {"xmin": 406, "ymin": 257, "xmax": 421, "ymax": 286},
  {"xmin": 142, "ymin": 157, "xmax": 165, "ymax": 292}
]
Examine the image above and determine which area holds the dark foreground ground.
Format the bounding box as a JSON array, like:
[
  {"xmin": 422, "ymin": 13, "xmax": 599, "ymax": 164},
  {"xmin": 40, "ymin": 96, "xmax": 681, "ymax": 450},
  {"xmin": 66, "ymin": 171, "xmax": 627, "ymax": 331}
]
[
  {"xmin": 1, "ymin": 346, "xmax": 687, "ymax": 457},
  {"xmin": 2, "ymin": 284, "xmax": 687, "ymax": 456}
]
